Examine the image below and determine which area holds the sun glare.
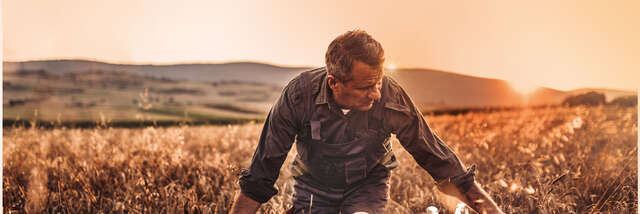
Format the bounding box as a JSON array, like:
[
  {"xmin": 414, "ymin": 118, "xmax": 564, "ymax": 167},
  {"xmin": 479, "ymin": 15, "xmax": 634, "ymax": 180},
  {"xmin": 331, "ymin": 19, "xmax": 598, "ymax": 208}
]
[
  {"xmin": 385, "ymin": 63, "xmax": 397, "ymax": 72},
  {"xmin": 509, "ymin": 80, "xmax": 539, "ymax": 95}
]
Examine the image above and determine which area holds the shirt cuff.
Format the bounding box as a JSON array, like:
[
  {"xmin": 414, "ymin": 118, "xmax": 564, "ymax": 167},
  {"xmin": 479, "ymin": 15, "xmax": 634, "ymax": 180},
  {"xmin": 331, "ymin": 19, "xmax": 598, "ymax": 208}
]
[
  {"xmin": 238, "ymin": 169, "xmax": 278, "ymax": 203},
  {"xmin": 448, "ymin": 164, "xmax": 476, "ymax": 193}
]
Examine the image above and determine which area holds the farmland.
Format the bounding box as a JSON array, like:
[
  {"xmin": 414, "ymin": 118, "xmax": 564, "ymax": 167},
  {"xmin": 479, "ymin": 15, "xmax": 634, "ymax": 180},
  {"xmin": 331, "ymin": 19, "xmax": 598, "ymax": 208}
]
[
  {"xmin": 2, "ymin": 105, "xmax": 637, "ymax": 213},
  {"xmin": 3, "ymin": 68, "xmax": 278, "ymax": 123}
]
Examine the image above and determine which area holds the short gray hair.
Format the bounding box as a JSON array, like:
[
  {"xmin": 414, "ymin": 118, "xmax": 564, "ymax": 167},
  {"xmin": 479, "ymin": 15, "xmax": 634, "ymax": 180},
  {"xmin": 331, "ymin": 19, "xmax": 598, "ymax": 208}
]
[{"xmin": 325, "ymin": 30, "xmax": 385, "ymax": 82}]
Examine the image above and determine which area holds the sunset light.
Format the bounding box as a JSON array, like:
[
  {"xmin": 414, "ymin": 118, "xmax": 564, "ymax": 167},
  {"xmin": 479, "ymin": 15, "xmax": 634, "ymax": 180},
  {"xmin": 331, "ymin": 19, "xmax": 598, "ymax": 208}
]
[
  {"xmin": 3, "ymin": 0, "xmax": 638, "ymax": 91},
  {"xmin": 508, "ymin": 80, "xmax": 539, "ymax": 95},
  {"xmin": 385, "ymin": 63, "xmax": 397, "ymax": 72},
  {"xmin": 2, "ymin": 1, "xmax": 638, "ymax": 213}
]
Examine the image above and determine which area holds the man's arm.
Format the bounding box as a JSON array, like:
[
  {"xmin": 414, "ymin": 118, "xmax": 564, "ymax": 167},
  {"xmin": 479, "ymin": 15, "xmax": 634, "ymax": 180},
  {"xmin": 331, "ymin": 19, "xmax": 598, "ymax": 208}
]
[
  {"xmin": 230, "ymin": 192, "xmax": 260, "ymax": 214},
  {"xmin": 231, "ymin": 75, "xmax": 305, "ymax": 213},
  {"xmin": 382, "ymin": 77, "xmax": 503, "ymax": 213}
]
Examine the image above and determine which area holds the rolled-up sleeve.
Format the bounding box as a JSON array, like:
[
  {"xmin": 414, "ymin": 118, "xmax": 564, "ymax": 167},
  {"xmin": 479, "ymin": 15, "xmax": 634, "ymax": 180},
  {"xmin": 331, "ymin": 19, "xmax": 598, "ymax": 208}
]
[
  {"xmin": 238, "ymin": 75, "xmax": 303, "ymax": 203},
  {"xmin": 385, "ymin": 78, "xmax": 475, "ymax": 192}
]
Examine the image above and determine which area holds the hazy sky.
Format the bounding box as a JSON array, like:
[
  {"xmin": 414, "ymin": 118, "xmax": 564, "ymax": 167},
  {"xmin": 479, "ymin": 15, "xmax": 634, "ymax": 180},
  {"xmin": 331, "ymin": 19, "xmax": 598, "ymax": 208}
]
[{"xmin": 3, "ymin": 0, "xmax": 639, "ymax": 91}]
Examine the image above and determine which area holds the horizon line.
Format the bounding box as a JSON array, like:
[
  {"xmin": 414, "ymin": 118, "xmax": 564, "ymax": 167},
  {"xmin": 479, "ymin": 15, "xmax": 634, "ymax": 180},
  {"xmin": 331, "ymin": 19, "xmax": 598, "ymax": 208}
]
[
  {"xmin": 2, "ymin": 57, "xmax": 315, "ymax": 69},
  {"xmin": 3, "ymin": 57, "xmax": 637, "ymax": 93}
]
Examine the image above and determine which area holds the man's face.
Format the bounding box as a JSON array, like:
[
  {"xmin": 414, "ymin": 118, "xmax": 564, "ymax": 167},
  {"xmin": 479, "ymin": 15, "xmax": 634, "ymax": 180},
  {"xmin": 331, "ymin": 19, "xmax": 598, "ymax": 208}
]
[{"xmin": 329, "ymin": 60, "xmax": 383, "ymax": 111}]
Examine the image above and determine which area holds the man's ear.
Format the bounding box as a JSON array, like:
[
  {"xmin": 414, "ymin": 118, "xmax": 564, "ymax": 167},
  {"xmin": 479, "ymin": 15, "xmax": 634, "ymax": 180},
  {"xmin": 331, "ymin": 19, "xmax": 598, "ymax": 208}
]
[{"xmin": 327, "ymin": 74, "xmax": 338, "ymax": 90}]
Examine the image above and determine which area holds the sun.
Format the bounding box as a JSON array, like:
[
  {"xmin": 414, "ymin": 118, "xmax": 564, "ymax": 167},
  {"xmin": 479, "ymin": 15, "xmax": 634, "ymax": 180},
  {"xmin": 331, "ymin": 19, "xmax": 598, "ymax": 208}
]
[
  {"xmin": 508, "ymin": 79, "xmax": 539, "ymax": 95},
  {"xmin": 385, "ymin": 62, "xmax": 397, "ymax": 72}
]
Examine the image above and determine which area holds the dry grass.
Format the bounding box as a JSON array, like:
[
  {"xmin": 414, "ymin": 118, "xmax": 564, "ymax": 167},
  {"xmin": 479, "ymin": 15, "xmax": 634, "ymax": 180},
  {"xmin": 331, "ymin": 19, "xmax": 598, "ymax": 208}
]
[{"xmin": 3, "ymin": 106, "xmax": 637, "ymax": 213}]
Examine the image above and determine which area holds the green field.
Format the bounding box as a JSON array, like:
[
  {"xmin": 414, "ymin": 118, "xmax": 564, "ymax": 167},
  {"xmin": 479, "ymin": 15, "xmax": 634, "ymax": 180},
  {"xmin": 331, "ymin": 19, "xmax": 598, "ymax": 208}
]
[{"xmin": 3, "ymin": 69, "xmax": 277, "ymax": 126}]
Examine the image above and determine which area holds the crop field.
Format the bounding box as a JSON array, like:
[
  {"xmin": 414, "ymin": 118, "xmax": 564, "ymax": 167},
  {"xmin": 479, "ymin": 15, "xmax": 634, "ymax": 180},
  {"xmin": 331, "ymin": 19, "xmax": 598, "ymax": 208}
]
[{"xmin": 2, "ymin": 106, "xmax": 637, "ymax": 213}]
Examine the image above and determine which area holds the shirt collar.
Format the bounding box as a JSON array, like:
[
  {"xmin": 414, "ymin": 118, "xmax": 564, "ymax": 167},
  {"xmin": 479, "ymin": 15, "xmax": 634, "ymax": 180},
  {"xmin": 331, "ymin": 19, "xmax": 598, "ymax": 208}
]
[
  {"xmin": 315, "ymin": 70, "xmax": 347, "ymax": 113},
  {"xmin": 314, "ymin": 69, "xmax": 329, "ymax": 105}
]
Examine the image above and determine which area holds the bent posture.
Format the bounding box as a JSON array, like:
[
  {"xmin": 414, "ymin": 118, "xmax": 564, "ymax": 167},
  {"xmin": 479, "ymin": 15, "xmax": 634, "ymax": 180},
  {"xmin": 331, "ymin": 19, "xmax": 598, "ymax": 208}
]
[{"xmin": 232, "ymin": 30, "xmax": 503, "ymax": 214}]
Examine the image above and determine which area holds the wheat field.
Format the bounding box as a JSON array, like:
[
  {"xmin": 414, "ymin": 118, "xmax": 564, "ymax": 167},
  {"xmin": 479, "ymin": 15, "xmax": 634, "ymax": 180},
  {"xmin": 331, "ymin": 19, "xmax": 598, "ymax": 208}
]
[{"xmin": 3, "ymin": 106, "xmax": 637, "ymax": 213}]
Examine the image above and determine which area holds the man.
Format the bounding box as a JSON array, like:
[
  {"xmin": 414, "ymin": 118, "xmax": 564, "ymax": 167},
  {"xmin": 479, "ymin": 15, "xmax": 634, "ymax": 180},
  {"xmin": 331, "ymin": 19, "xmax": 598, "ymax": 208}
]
[{"xmin": 231, "ymin": 30, "xmax": 503, "ymax": 214}]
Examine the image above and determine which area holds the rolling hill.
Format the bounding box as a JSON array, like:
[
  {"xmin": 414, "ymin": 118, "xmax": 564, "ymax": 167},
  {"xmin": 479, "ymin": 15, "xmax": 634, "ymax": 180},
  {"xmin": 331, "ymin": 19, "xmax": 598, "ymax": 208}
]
[
  {"xmin": 388, "ymin": 68, "xmax": 569, "ymax": 110},
  {"xmin": 3, "ymin": 60, "xmax": 309, "ymax": 86},
  {"xmin": 3, "ymin": 60, "xmax": 635, "ymax": 113}
]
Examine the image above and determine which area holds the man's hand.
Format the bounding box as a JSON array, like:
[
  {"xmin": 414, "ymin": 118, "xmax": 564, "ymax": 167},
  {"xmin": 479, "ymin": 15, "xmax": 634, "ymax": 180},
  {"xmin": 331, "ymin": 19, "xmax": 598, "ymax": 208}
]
[
  {"xmin": 230, "ymin": 192, "xmax": 261, "ymax": 214},
  {"xmin": 463, "ymin": 182, "xmax": 504, "ymax": 214},
  {"xmin": 437, "ymin": 181, "xmax": 504, "ymax": 214}
]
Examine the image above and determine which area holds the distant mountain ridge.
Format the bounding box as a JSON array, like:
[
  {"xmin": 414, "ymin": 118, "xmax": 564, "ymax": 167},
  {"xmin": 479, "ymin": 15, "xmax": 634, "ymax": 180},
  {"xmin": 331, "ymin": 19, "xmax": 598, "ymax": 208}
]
[
  {"xmin": 4, "ymin": 60, "xmax": 635, "ymax": 109},
  {"xmin": 3, "ymin": 60, "xmax": 310, "ymax": 86}
]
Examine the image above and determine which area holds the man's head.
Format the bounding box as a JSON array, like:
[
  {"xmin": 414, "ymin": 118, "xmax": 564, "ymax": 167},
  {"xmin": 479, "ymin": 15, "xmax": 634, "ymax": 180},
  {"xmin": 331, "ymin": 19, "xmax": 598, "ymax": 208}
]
[{"xmin": 325, "ymin": 30, "xmax": 385, "ymax": 111}]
